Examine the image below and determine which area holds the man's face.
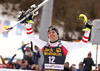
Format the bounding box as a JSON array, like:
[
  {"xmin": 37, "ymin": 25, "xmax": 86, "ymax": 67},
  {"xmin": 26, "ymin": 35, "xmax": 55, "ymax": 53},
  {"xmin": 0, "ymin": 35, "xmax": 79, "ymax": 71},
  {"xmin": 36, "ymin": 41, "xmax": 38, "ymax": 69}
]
[
  {"xmin": 64, "ymin": 63, "xmax": 69, "ymax": 68},
  {"xmin": 79, "ymin": 65, "xmax": 83, "ymax": 70},
  {"xmin": 48, "ymin": 30, "xmax": 58, "ymax": 42},
  {"xmin": 35, "ymin": 46, "xmax": 38, "ymax": 51},
  {"xmin": 26, "ymin": 47, "xmax": 30, "ymax": 52},
  {"xmin": 98, "ymin": 65, "xmax": 100, "ymax": 71},
  {"xmin": 88, "ymin": 54, "xmax": 91, "ymax": 58}
]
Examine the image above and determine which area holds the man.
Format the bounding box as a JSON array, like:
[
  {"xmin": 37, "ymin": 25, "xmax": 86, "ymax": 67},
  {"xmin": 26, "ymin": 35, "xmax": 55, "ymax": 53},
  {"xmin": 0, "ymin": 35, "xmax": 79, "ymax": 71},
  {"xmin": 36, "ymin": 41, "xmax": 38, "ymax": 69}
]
[
  {"xmin": 74, "ymin": 62, "xmax": 83, "ymax": 71},
  {"xmin": 82, "ymin": 52, "xmax": 95, "ymax": 71},
  {"xmin": 20, "ymin": 14, "xmax": 91, "ymax": 71},
  {"xmin": 16, "ymin": 59, "xmax": 30, "ymax": 70},
  {"xmin": 21, "ymin": 41, "xmax": 34, "ymax": 65},
  {"xmin": 96, "ymin": 64, "xmax": 100, "ymax": 71},
  {"xmin": 33, "ymin": 45, "xmax": 41, "ymax": 64},
  {"xmin": 64, "ymin": 62, "xmax": 71, "ymax": 71},
  {"xmin": 31, "ymin": 45, "xmax": 41, "ymax": 70}
]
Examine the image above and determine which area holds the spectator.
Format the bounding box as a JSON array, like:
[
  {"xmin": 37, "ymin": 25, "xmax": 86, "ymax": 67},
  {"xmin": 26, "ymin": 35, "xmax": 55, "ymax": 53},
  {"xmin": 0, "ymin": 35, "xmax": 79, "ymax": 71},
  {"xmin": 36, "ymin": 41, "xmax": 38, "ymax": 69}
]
[
  {"xmin": 83, "ymin": 51, "xmax": 95, "ymax": 71},
  {"xmin": 74, "ymin": 62, "xmax": 83, "ymax": 71},
  {"xmin": 33, "ymin": 45, "xmax": 41, "ymax": 64},
  {"xmin": 0, "ymin": 54, "xmax": 16, "ymax": 68},
  {"xmin": 21, "ymin": 41, "xmax": 34, "ymax": 65},
  {"xmin": 0, "ymin": 64, "xmax": 4, "ymax": 68},
  {"xmin": 31, "ymin": 64, "xmax": 40, "ymax": 70},
  {"xmin": 96, "ymin": 64, "xmax": 100, "ymax": 71},
  {"xmin": 64, "ymin": 62, "xmax": 71, "ymax": 71},
  {"xmin": 11, "ymin": 62, "xmax": 16, "ymax": 69},
  {"xmin": 16, "ymin": 59, "xmax": 30, "ymax": 70},
  {"xmin": 70, "ymin": 64, "xmax": 76, "ymax": 71},
  {"xmin": 30, "ymin": 45, "xmax": 40, "ymax": 70}
]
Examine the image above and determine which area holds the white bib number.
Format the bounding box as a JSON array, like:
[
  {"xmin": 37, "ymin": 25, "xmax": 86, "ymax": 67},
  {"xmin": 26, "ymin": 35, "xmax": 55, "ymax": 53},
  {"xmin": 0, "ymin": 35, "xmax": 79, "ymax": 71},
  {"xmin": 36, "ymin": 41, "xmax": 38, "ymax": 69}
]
[{"xmin": 48, "ymin": 56, "xmax": 55, "ymax": 63}]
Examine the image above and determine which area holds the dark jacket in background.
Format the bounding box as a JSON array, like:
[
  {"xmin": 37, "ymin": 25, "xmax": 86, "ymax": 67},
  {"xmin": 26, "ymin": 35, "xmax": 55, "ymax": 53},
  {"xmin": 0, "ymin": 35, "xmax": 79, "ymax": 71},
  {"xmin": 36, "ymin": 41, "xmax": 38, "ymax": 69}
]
[
  {"xmin": 21, "ymin": 41, "xmax": 41, "ymax": 65},
  {"xmin": 21, "ymin": 41, "xmax": 34, "ymax": 65},
  {"xmin": 33, "ymin": 51, "xmax": 40, "ymax": 64},
  {"xmin": 83, "ymin": 58, "xmax": 95, "ymax": 71}
]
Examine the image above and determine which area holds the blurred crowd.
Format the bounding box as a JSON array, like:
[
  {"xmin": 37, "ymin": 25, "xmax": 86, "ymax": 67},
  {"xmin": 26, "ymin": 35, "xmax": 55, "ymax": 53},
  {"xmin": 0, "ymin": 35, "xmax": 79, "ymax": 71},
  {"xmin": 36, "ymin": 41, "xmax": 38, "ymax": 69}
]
[
  {"xmin": 0, "ymin": 42, "xmax": 100, "ymax": 71},
  {"xmin": 0, "ymin": 41, "xmax": 41, "ymax": 71},
  {"xmin": 64, "ymin": 52, "xmax": 100, "ymax": 71}
]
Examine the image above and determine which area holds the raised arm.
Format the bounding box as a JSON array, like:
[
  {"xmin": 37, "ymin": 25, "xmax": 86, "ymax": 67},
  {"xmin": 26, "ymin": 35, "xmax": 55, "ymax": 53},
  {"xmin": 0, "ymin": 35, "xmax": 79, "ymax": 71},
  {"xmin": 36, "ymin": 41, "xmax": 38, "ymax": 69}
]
[
  {"xmin": 62, "ymin": 15, "xmax": 92, "ymax": 51},
  {"xmin": 9, "ymin": 54, "xmax": 16, "ymax": 64},
  {"xmin": 26, "ymin": 23, "xmax": 47, "ymax": 49},
  {"xmin": 0, "ymin": 55, "xmax": 6, "ymax": 64},
  {"xmin": 62, "ymin": 30, "xmax": 90, "ymax": 51},
  {"xmin": 30, "ymin": 41, "xmax": 33, "ymax": 51},
  {"xmin": 21, "ymin": 43, "xmax": 27, "ymax": 53}
]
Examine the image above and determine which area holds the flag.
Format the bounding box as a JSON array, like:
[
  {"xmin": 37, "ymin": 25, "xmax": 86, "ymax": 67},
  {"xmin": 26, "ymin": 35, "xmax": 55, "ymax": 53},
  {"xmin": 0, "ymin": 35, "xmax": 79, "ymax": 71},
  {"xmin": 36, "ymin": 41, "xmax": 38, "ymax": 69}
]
[
  {"xmin": 3, "ymin": 21, "xmax": 10, "ymax": 37},
  {"xmin": 17, "ymin": 41, "xmax": 24, "ymax": 50},
  {"xmin": 0, "ymin": 20, "xmax": 4, "ymax": 34},
  {"xmin": 16, "ymin": 23, "xmax": 23, "ymax": 35}
]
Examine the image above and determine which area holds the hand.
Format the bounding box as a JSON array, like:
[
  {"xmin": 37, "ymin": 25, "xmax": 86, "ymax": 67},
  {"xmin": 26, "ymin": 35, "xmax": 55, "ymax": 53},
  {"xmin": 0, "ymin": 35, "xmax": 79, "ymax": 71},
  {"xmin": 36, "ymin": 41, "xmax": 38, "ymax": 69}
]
[
  {"xmin": 27, "ymin": 42, "xmax": 30, "ymax": 45},
  {"xmin": 79, "ymin": 14, "xmax": 92, "ymax": 31},
  {"xmin": 83, "ymin": 20, "xmax": 92, "ymax": 31},
  {"xmin": 18, "ymin": 60, "xmax": 22, "ymax": 65},
  {"xmin": 24, "ymin": 60, "xmax": 28, "ymax": 65},
  {"xmin": 71, "ymin": 64, "xmax": 76, "ymax": 66},
  {"xmin": 14, "ymin": 54, "xmax": 17, "ymax": 57},
  {"xmin": 85, "ymin": 20, "xmax": 92, "ymax": 29},
  {"xmin": 79, "ymin": 14, "xmax": 87, "ymax": 23},
  {"xmin": 29, "ymin": 54, "xmax": 32, "ymax": 57}
]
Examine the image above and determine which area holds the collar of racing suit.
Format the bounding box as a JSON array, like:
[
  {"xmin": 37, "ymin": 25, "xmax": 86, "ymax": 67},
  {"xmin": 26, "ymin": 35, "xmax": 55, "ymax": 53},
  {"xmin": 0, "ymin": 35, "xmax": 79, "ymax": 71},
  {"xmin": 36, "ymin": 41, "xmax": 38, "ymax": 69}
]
[{"xmin": 50, "ymin": 39, "xmax": 59, "ymax": 43}]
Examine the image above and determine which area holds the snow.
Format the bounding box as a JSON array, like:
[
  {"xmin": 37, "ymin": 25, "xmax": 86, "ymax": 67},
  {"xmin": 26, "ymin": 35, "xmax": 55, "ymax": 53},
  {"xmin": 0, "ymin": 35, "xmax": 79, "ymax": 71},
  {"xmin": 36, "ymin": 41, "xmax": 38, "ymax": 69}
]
[{"xmin": 0, "ymin": 4, "xmax": 100, "ymax": 70}]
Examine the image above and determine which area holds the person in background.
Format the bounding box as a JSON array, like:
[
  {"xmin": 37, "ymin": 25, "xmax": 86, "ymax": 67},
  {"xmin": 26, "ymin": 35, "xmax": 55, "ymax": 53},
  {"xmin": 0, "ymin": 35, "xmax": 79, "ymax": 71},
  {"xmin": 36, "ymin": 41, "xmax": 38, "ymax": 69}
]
[
  {"xmin": 96, "ymin": 64, "xmax": 100, "ymax": 71},
  {"xmin": 64, "ymin": 62, "xmax": 71, "ymax": 71},
  {"xmin": 74, "ymin": 62, "xmax": 83, "ymax": 71},
  {"xmin": 0, "ymin": 54, "xmax": 16, "ymax": 68},
  {"xmin": 31, "ymin": 45, "xmax": 41, "ymax": 70},
  {"xmin": 16, "ymin": 59, "xmax": 30, "ymax": 70},
  {"xmin": 33, "ymin": 45, "xmax": 41, "ymax": 64},
  {"xmin": 70, "ymin": 64, "xmax": 76, "ymax": 71},
  {"xmin": 82, "ymin": 51, "xmax": 95, "ymax": 71},
  {"xmin": 21, "ymin": 41, "xmax": 34, "ymax": 65}
]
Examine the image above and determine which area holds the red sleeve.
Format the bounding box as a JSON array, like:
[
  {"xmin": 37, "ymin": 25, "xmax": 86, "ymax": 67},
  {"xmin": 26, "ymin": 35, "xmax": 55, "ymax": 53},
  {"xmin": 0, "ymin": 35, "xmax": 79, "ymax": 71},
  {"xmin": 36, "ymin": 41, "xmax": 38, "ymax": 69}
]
[
  {"xmin": 62, "ymin": 45, "xmax": 68, "ymax": 56},
  {"xmin": 41, "ymin": 47, "xmax": 45, "ymax": 53}
]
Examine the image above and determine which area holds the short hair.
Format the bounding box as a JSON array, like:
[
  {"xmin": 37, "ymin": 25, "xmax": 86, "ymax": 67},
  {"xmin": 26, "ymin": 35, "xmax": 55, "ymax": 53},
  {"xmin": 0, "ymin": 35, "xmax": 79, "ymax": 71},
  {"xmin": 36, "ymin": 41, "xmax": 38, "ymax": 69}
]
[
  {"xmin": 79, "ymin": 62, "xmax": 83, "ymax": 66},
  {"xmin": 98, "ymin": 64, "xmax": 100, "ymax": 66},
  {"xmin": 48, "ymin": 26, "xmax": 59, "ymax": 35},
  {"xmin": 65, "ymin": 62, "xmax": 69, "ymax": 64}
]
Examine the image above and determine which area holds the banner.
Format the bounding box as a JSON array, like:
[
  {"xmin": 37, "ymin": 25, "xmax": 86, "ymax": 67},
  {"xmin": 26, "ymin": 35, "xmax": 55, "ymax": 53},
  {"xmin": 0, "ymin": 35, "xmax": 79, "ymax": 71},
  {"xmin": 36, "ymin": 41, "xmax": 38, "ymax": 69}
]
[
  {"xmin": 16, "ymin": 23, "xmax": 23, "ymax": 35},
  {"xmin": 3, "ymin": 21, "xmax": 10, "ymax": 37}
]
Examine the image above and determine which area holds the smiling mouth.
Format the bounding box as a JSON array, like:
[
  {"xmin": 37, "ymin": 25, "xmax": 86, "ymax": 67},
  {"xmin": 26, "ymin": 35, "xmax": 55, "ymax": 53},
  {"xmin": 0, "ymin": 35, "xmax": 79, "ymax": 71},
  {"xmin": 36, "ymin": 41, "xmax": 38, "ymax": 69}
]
[{"xmin": 50, "ymin": 36, "xmax": 54, "ymax": 38}]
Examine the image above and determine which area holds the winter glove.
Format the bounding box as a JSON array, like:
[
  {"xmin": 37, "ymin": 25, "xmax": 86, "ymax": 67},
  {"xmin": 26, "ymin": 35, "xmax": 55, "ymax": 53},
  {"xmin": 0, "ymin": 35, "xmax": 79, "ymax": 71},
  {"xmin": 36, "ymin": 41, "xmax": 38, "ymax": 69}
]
[
  {"xmin": 85, "ymin": 20, "xmax": 92, "ymax": 29},
  {"xmin": 79, "ymin": 14, "xmax": 92, "ymax": 31},
  {"xmin": 83, "ymin": 20, "xmax": 92, "ymax": 32}
]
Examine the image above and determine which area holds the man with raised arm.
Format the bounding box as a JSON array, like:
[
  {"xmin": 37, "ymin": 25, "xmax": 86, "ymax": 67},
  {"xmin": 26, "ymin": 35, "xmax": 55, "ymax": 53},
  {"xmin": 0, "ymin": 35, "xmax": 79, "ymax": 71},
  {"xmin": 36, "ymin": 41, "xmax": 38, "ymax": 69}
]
[{"xmin": 20, "ymin": 14, "xmax": 92, "ymax": 71}]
